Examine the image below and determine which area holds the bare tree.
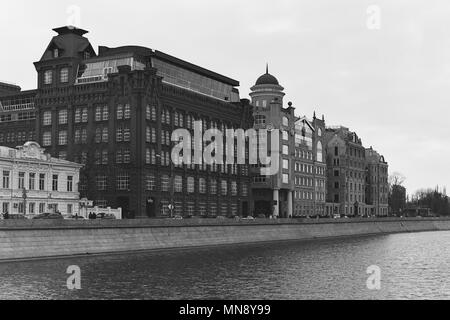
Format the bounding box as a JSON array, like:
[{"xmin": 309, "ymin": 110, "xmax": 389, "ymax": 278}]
[{"xmin": 389, "ymin": 172, "xmax": 406, "ymax": 187}]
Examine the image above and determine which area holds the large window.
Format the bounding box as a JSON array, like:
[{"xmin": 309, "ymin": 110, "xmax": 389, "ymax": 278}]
[
  {"xmin": 58, "ymin": 130, "xmax": 68, "ymax": 145},
  {"xmin": 18, "ymin": 172, "xmax": 25, "ymax": 189},
  {"xmin": 42, "ymin": 132, "xmax": 52, "ymax": 146},
  {"xmin": 29, "ymin": 173, "xmax": 35, "ymax": 190},
  {"xmin": 58, "ymin": 109, "xmax": 68, "ymax": 125},
  {"xmin": 60, "ymin": 68, "xmax": 69, "ymax": 83},
  {"xmin": 116, "ymin": 173, "xmax": 130, "ymax": 191},
  {"xmin": 44, "ymin": 70, "xmax": 53, "ymax": 85},
  {"xmin": 42, "ymin": 111, "xmax": 52, "ymax": 126},
  {"xmin": 187, "ymin": 177, "xmax": 195, "ymax": 193},
  {"xmin": 2, "ymin": 171, "xmax": 10, "ymax": 189},
  {"xmin": 174, "ymin": 176, "xmax": 183, "ymax": 193},
  {"xmin": 67, "ymin": 176, "xmax": 73, "ymax": 192},
  {"xmin": 317, "ymin": 141, "xmax": 323, "ymax": 163},
  {"xmin": 52, "ymin": 175, "xmax": 58, "ymax": 191}
]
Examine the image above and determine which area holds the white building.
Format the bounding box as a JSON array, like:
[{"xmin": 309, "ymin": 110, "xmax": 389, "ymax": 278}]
[{"xmin": 0, "ymin": 142, "xmax": 83, "ymax": 217}]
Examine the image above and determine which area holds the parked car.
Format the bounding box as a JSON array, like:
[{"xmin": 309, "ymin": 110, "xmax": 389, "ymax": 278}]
[
  {"xmin": 242, "ymin": 216, "xmax": 255, "ymax": 221},
  {"xmin": 333, "ymin": 214, "xmax": 340, "ymax": 219},
  {"xmin": 216, "ymin": 216, "xmax": 226, "ymax": 220},
  {"xmin": 8, "ymin": 214, "xmax": 27, "ymax": 220},
  {"xmin": 172, "ymin": 215, "xmax": 183, "ymax": 220},
  {"xmin": 68, "ymin": 215, "xmax": 85, "ymax": 220},
  {"xmin": 33, "ymin": 212, "xmax": 63, "ymax": 220}
]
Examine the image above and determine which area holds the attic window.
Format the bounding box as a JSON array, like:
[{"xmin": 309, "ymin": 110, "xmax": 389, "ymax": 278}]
[
  {"xmin": 53, "ymin": 49, "xmax": 59, "ymax": 58},
  {"xmin": 84, "ymin": 51, "xmax": 91, "ymax": 60}
]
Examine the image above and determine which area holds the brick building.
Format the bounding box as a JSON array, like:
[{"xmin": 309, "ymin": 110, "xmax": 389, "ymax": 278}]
[{"xmin": 0, "ymin": 26, "xmax": 253, "ymax": 219}]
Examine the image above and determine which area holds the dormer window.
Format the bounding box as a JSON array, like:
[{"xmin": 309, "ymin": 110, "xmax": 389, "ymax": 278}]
[
  {"xmin": 53, "ymin": 48, "xmax": 59, "ymax": 58},
  {"xmin": 44, "ymin": 70, "xmax": 53, "ymax": 85}
]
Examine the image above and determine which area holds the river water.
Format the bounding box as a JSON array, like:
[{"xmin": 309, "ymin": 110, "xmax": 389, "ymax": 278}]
[{"xmin": 1, "ymin": 231, "xmax": 450, "ymax": 300}]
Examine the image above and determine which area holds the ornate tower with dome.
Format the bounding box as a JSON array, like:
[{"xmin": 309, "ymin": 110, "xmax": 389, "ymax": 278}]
[{"xmin": 249, "ymin": 66, "xmax": 296, "ymax": 219}]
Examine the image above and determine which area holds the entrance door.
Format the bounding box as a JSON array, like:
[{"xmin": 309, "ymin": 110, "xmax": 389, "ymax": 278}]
[
  {"xmin": 117, "ymin": 197, "xmax": 130, "ymax": 219},
  {"xmin": 146, "ymin": 197, "xmax": 156, "ymax": 218}
]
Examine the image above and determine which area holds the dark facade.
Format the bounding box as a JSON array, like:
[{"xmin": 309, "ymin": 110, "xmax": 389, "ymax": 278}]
[{"xmin": 0, "ymin": 26, "xmax": 253, "ymax": 219}]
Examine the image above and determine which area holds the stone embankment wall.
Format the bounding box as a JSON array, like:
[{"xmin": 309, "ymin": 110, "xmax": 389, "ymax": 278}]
[{"xmin": 1, "ymin": 218, "xmax": 450, "ymax": 261}]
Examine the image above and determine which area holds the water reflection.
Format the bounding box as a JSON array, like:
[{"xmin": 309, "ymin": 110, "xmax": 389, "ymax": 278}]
[{"xmin": 1, "ymin": 232, "xmax": 450, "ymax": 300}]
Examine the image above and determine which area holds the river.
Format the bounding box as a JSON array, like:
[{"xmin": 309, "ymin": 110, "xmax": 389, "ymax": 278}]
[{"xmin": 1, "ymin": 231, "xmax": 450, "ymax": 300}]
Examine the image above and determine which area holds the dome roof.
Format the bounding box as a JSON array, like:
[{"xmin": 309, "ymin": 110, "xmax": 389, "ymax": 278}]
[
  {"xmin": 255, "ymin": 64, "xmax": 279, "ymax": 86},
  {"xmin": 255, "ymin": 73, "xmax": 279, "ymax": 86}
]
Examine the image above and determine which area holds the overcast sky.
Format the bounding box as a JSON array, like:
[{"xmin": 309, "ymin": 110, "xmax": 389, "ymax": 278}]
[{"xmin": 1, "ymin": 0, "xmax": 449, "ymax": 195}]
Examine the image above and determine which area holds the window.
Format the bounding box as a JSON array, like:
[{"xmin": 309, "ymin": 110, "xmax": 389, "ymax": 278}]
[
  {"xmin": 161, "ymin": 175, "xmax": 170, "ymax": 192},
  {"xmin": 67, "ymin": 204, "xmax": 73, "ymax": 215},
  {"xmin": 187, "ymin": 177, "xmax": 195, "ymax": 193},
  {"xmin": 283, "ymin": 159, "xmax": 289, "ymax": 170},
  {"xmin": 29, "ymin": 173, "xmax": 35, "ymax": 190},
  {"xmin": 39, "ymin": 174, "xmax": 45, "ymax": 191},
  {"xmin": 67, "ymin": 176, "xmax": 73, "ymax": 192},
  {"xmin": 254, "ymin": 115, "xmax": 266, "ymax": 125},
  {"xmin": 221, "ymin": 180, "xmax": 228, "ymax": 196},
  {"xmin": 18, "ymin": 172, "xmax": 25, "ymax": 189},
  {"xmin": 53, "ymin": 49, "xmax": 59, "ymax": 58},
  {"xmin": 242, "ymin": 183, "xmax": 248, "ymax": 196},
  {"xmin": 283, "ymin": 145, "xmax": 289, "ymax": 156},
  {"xmin": 29, "ymin": 203, "xmax": 35, "ymax": 215},
  {"xmin": 60, "ymin": 68, "xmax": 69, "ymax": 83},
  {"xmin": 95, "ymin": 106, "xmax": 102, "ymax": 121},
  {"xmin": 231, "ymin": 181, "xmax": 237, "ymax": 196},
  {"xmin": 39, "ymin": 203, "xmax": 45, "ymax": 214},
  {"xmin": 282, "ymin": 117, "xmax": 289, "ymax": 127},
  {"xmin": 58, "ymin": 109, "xmax": 68, "ymax": 125},
  {"xmin": 199, "ymin": 178, "xmax": 206, "ymax": 194},
  {"xmin": 102, "ymin": 106, "xmax": 109, "ymax": 120},
  {"xmin": 102, "ymin": 128, "xmax": 109, "ymax": 143},
  {"xmin": 282, "ymin": 130, "xmax": 289, "ymax": 141},
  {"xmin": 174, "ymin": 176, "xmax": 183, "ymax": 193},
  {"xmin": 282, "ymin": 174, "xmax": 289, "ymax": 184},
  {"xmin": 116, "ymin": 104, "xmax": 123, "ymax": 119},
  {"xmin": 42, "ymin": 131, "xmax": 52, "ymax": 146},
  {"xmin": 335, "ymin": 146, "xmax": 339, "ymax": 156},
  {"xmin": 42, "ymin": 111, "xmax": 52, "ymax": 126},
  {"xmin": 317, "ymin": 141, "xmax": 323, "ymax": 162},
  {"xmin": 81, "ymin": 108, "xmax": 88, "ymax": 123},
  {"xmin": 145, "ymin": 175, "xmax": 156, "ymax": 191},
  {"xmin": 210, "ymin": 179, "xmax": 217, "ymax": 195},
  {"xmin": 52, "ymin": 175, "xmax": 58, "ymax": 191},
  {"xmin": 124, "ymin": 104, "xmax": 131, "ymax": 119},
  {"xmin": 116, "ymin": 173, "xmax": 130, "ymax": 191},
  {"xmin": 44, "ymin": 70, "xmax": 53, "ymax": 85},
  {"xmin": 96, "ymin": 175, "xmax": 108, "ymax": 191},
  {"xmin": 58, "ymin": 130, "xmax": 68, "ymax": 145}
]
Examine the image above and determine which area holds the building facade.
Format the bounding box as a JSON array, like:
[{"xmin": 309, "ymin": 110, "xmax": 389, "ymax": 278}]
[
  {"xmin": 0, "ymin": 142, "xmax": 82, "ymax": 216},
  {"xmin": 293, "ymin": 115, "xmax": 327, "ymax": 217},
  {"xmin": 0, "ymin": 26, "xmax": 253, "ymax": 219},
  {"xmin": 324, "ymin": 126, "xmax": 389, "ymax": 217},
  {"xmin": 365, "ymin": 147, "xmax": 389, "ymax": 216},
  {"xmin": 249, "ymin": 68, "xmax": 296, "ymax": 218}
]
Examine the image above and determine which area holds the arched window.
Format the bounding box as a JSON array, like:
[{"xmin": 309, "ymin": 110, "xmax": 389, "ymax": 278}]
[
  {"xmin": 282, "ymin": 117, "xmax": 289, "ymax": 127},
  {"xmin": 317, "ymin": 141, "xmax": 323, "ymax": 162}
]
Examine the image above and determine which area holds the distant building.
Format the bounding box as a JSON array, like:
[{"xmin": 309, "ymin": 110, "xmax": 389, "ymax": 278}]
[{"xmin": 0, "ymin": 142, "xmax": 82, "ymax": 216}]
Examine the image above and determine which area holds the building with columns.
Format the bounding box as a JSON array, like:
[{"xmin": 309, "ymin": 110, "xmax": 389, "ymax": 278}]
[
  {"xmin": 249, "ymin": 67, "xmax": 296, "ymax": 218},
  {"xmin": 0, "ymin": 141, "xmax": 82, "ymax": 216}
]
